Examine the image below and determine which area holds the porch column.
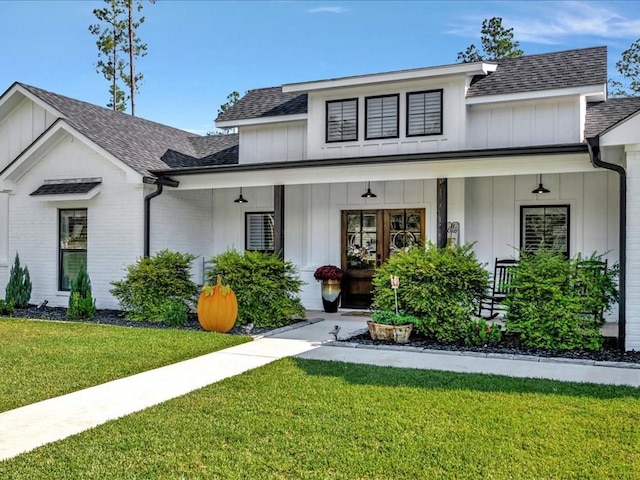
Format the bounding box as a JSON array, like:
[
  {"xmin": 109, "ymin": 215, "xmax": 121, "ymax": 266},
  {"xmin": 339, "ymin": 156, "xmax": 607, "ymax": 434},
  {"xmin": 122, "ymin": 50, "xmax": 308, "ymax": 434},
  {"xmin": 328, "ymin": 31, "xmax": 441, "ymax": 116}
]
[
  {"xmin": 274, "ymin": 185, "xmax": 285, "ymax": 258},
  {"xmin": 625, "ymin": 145, "xmax": 640, "ymax": 351},
  {"xmin": 437, "ymin": 178, "xmax": 448, "ymax": 248}
]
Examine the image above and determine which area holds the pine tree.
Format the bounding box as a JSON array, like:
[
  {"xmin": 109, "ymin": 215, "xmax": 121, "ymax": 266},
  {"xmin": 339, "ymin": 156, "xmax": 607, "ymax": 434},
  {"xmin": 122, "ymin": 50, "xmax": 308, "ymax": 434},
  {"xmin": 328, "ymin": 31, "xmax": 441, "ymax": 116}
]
[
  {"xmin": 89, "ymin": 0, "xmax": 154, "ymax": 115},
  {"xmin": 457, "ymin": 17, "xmax": 524, "ymax": 63}
]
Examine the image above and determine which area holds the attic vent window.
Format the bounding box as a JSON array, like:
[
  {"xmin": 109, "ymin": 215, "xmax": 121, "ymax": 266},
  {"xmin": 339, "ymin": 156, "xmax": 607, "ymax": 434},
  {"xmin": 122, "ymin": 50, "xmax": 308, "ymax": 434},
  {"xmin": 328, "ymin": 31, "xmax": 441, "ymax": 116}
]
[
  {"xmin": 326, "ymin": 98, "xmax": 358, "ymax": 142},
  {"xmin": 407, "ymin": 90, "xmax": 443, "ymax": 137}
]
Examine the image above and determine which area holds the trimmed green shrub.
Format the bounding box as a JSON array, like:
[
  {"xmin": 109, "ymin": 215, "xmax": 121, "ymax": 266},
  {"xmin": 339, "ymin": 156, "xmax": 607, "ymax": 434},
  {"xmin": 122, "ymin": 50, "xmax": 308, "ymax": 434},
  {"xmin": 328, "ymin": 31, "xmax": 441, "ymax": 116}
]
[
  {"xmin": 110, "ymin": 250, "xmax": 199, "ymax": 322},
  {"xmin": 163, "ymin": 300, "xmax": 188, "ymax": 327},
  {"xmin": 503, "ymin": 251, "xmax": 618, "ymax": 351},
  {"xmin": 373, "ymin": 243, "xmax": 490, "ymax": 343},
  {"xmin": 5, "ymin": 253, "xmax": 32, "ymax": 308},
  {"xmin": 0, "ymin": 298, "xmax": 14, "ymax": 316},
  {"xmin": 206, "ymin": 250, "xmax": 305, "ymax": 328},
  {"xmin": 67, "ymin": 262, "xmax": 96, "ymax": 320}
]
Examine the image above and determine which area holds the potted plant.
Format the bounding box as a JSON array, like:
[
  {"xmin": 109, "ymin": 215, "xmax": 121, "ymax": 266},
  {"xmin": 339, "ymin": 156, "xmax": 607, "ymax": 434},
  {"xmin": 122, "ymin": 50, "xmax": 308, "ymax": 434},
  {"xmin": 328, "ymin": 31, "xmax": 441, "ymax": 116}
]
[
  {"xmin": 367, "ymin": 275, "xmax": 417, "ymax": 343},
  {"xmin": 314, "ymin": 265, "xmax": 344, "ymax": 313},
  {"xmin": 367, "ymin": 310, "xmax": 418, "ymax": 344}
]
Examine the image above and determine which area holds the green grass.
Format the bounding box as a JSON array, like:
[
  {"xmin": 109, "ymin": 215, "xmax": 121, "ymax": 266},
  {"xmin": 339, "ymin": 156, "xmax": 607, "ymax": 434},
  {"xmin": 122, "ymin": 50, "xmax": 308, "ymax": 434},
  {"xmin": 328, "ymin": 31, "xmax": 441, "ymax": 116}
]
[
  {"xmin": 1, "ymin": 358, "xmax": 638, "ymax": 479},
  {"xmin": 0, "ymin": 318, "xmax": 249, "ymax": 412}
]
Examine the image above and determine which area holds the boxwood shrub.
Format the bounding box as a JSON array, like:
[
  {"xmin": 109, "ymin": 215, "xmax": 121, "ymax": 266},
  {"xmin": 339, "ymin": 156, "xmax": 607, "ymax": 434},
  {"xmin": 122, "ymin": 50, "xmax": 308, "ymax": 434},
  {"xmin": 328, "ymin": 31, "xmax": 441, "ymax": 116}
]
[
  {"xmin": 110, "ymin": 250, "xmax": 199, "ymax": 322},
  {"xmin": 503, "ymin": 251, "xmax": 618, "ymax": 351},
  {"xmin": 206, "ymin": 250, "xmax": 305, "ymax": 328},
  {"xmin": 372, "ymin": 243, "xmax": 489, "ymax": 343}
]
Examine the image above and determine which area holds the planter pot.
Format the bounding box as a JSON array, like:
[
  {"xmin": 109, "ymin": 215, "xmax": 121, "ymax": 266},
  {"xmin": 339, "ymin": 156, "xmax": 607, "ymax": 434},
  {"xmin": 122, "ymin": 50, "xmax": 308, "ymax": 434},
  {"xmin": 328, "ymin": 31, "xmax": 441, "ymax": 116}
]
[
  {"xmin": 366, "ymin": 321, "xmax": 413, "ymax": 344},
  {"xmin": 321, "ymin": 279, "xmax": 341, "ymax": 313}
]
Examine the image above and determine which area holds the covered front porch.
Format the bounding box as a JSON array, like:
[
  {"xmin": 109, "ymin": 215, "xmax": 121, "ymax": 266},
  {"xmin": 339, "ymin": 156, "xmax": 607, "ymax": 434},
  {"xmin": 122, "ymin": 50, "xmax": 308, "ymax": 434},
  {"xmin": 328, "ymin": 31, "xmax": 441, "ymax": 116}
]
[{"xmin": 147, "ymin": 145, "xmax": 624, "ymax": 345}]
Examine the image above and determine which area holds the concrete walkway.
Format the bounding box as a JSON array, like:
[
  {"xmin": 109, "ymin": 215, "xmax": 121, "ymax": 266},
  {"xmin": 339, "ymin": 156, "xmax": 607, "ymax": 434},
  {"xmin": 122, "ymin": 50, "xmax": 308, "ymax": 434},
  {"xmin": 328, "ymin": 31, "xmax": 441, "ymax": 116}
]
[{"xmin": 0, "ymin": 313, "xmax": 638, "ymax": 462}]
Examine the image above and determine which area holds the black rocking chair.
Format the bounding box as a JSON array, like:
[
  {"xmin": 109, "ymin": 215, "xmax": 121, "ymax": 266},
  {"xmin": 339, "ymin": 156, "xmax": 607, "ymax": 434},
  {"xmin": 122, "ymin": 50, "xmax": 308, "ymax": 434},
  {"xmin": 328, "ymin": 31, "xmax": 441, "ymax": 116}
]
[
  {"xmin": 575, "ymin": 259, "xmax": 608, "ymax": 323},
  {"xmin": 479, "ymin": 258, "xmax": 518, "ymax": 320}
]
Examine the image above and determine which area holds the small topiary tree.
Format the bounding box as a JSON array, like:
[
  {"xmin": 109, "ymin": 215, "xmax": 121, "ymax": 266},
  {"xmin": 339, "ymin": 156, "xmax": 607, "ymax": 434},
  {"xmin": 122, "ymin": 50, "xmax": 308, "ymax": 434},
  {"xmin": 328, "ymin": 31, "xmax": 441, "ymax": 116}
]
[
  {"xmin": 110, "ymin": 250, "xmax": 199, "ymax": 322},
  {"xmin": 5, "ymin": 253, "xmax": 32, "ymax": 308},
  {"xmin": 372, "ymin": 242, "xmax": 490, "ymax": 343},
  {"xmin": 206, "ymin": 249, "xmax": 305, "ymax": 328},
  {"xmin": 503, "ymin": 251, "xmax": 618, "ymax": 351},
  {"xmin": 67, "ymin": 262, "xmax": 96, "ymax": 320}
]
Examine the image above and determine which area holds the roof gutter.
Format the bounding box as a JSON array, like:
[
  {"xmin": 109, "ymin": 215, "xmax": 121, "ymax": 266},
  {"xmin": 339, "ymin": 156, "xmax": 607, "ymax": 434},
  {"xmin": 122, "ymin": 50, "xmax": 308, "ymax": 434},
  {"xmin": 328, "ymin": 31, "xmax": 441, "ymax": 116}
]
[
  {"xmin": 143, "ymin": 176, "xmax": 179, "ymax": 257},
  {"xmin": 586, "ymin": 137, "xmax": 626, "ymax": 350}
]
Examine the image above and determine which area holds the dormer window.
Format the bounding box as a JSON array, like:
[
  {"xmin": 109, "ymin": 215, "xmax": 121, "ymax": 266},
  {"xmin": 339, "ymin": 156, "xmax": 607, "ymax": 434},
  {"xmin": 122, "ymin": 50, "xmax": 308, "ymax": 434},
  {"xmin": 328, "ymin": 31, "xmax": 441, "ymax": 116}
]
[
  {"xmin": 407, "ymin": 89, "xmax": 443, "ymax": 136},
  {"xmin": 365, "ymin": 94, "xmax": 399, "ymax": 140},
  {"xmin": 326, "ymin": 98, "xmax": 358, "ymax": 142}
]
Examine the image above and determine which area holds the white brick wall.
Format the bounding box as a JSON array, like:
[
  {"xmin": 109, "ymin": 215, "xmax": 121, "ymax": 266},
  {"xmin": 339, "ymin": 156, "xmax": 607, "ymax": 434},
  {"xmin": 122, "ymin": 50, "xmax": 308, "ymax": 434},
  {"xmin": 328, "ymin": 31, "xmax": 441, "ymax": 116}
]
[
  {"xmin": 624, "ymin": 146, "xmax": 640, "ymax": 351},
  {"xmin": 150, "ymin": 188, "xmax": 213, "ymax": 284},
  {"xmin": 3, "ymin": 133, "xmax": 144, "ymax": 309}
]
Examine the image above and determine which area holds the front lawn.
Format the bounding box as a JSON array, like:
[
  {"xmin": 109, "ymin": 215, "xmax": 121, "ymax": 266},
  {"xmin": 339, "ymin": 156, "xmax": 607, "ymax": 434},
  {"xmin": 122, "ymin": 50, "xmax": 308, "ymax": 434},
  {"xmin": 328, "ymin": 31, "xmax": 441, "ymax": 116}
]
[
  {"xmin": 1, "ymin": 358, "xmax": 638, "ymax": 479},
  {"xmin": 0, "ymin": 318, "xmax": 249, "ymax": 412}
]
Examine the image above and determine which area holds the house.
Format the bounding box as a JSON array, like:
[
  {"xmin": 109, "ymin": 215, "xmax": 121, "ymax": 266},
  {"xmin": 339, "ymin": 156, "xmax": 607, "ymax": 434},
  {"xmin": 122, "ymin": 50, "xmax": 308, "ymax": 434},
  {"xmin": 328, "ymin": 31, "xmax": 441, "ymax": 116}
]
[{"xmin": 1, "ymin": 46, "xmax": 640, "ymax": 350}]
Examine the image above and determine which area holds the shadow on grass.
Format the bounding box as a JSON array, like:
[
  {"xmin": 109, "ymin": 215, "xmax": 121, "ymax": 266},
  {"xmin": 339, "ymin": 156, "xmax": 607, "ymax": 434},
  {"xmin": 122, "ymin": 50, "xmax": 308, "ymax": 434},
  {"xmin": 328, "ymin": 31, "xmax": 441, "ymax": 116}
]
[{"xmin": 290, "ymin": 357, "xmax": 640, "ymax": 399}]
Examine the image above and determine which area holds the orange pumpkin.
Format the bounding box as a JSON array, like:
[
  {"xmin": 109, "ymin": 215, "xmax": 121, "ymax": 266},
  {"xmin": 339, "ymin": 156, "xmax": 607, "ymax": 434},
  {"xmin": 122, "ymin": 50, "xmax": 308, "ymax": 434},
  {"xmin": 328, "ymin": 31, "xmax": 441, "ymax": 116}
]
[{"xmin": 197, "ymin": 275, "xmax": 238, "ymax": 332}]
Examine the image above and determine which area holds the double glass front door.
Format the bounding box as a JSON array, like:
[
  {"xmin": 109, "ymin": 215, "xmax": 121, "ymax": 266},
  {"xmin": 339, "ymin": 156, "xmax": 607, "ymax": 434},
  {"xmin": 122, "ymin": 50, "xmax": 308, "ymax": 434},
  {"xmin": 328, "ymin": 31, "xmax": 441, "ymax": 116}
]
[{"xmin": 341, "ymin": 208, "xmax": 425, "ymax": 308}]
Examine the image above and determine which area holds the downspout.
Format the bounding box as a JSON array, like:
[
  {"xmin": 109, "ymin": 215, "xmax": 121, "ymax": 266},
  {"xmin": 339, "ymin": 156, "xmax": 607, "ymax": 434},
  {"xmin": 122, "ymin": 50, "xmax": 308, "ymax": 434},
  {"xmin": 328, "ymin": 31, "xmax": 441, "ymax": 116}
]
[
  {"xmin": 586, "ymin": 137, "xmax": 626, "ymax": 350},
  {"xmin": 143, "ymin": 176, "xmax": 179, "ymax": 257}
]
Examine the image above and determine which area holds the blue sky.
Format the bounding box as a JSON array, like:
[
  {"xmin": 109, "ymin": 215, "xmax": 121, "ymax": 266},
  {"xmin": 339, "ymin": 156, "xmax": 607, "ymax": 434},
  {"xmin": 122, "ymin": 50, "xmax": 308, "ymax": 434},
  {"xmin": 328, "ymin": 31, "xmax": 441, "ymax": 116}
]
[{"xmin": 1, "ymin": 0, "xmax": 639, "ymax": 134}]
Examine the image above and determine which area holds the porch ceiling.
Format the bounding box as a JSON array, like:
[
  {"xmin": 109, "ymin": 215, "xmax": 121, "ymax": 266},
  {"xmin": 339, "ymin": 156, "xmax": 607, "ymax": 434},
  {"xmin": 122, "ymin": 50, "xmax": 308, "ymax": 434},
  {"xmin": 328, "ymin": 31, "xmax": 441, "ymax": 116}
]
[{"xmin": 160, "ymin": 146, "xmax": 593, "ymax": 191}]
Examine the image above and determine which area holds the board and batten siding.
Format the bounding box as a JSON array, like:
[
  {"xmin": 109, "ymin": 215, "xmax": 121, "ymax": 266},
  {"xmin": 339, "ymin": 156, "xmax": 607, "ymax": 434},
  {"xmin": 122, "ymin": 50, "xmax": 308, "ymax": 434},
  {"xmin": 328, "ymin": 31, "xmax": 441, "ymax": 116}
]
[
  {"xmin": 0, "ymin": 133, "xmax": 145, "ymax": 309},
  {"xmin": 239, "ymin": 121, "xmax": 307, "ymax": 164},
  {"xmin": 304, "ymin": 77, "xmax": 467, "ymax": 160},
  {"xmin": 203, "ymin": 180, "xmax": 438, "ymax": 310},
  {"xmin": 0, "ymin": 97, "xmax": 56, "ymax": 171},
  {"xmin": 466, "ymin": 99, "xmax": 581, "ymax": 149},
  {"xmin": 465, "ymin": 171, "xmax": 619, "ymax": 267}
]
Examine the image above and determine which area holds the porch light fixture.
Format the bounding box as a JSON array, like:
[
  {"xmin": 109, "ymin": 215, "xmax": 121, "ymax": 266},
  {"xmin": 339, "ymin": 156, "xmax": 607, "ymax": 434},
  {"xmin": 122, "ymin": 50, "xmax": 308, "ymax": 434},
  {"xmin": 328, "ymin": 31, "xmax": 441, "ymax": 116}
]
[
  {"xmin": 361, "ymin": 181, "xmax": 377, "ymax": 198},
  {"xmin": 531, "ymin": 174, "xmax": 550, "ymax": 194},
  {"xmin": 233, "ymin": 187, "xmax": 249, "ymax": 203}
]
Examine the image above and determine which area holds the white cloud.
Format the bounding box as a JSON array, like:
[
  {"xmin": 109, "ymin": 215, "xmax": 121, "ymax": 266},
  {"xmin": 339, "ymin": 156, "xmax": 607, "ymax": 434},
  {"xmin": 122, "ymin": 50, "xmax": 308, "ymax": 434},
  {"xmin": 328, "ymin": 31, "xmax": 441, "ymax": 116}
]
[
  {"xmin": 307, "ymin": 6, "xmax": 348, "ymax": 14},
  {"xmin": 447, "ymin": 1, "xmax": 640, "ymax": 45}
]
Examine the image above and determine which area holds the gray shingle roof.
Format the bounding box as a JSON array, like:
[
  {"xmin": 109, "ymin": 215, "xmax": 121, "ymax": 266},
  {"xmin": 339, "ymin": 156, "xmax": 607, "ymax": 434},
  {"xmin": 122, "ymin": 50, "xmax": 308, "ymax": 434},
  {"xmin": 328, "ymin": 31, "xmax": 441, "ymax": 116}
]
[
  {"xmin": 30, "ymin": 180, "xmax": 101, "ymax": 196},
  {"xmin": 467, "ymin": 46, "xmax": 607, "ymax": 97},
  {"xmin": 217, "ymin": 47, "xmax": 607, "ymax": 124},
  {"xmin": 161, "ymin": 134, "xmax": 240, "ymax": 168},
  {"xmin": 17, "ymin": 83, "xmax": 239, "ymax": 176},
  {"xmin": 584, "ymin": 98, "xmax": 640, "ymax": 138},
  {"xmin": 215, "ymin": 86, "xmax": 307, "ymax": 123}
]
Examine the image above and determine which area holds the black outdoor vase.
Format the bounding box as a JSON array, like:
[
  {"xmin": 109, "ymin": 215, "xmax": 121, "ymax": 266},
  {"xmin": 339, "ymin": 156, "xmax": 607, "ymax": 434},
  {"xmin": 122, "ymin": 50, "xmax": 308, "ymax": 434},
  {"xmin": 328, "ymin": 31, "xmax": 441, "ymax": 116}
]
[{"xmin": 321, "ymin": 279, "xmax": 341, "ymax": 313}]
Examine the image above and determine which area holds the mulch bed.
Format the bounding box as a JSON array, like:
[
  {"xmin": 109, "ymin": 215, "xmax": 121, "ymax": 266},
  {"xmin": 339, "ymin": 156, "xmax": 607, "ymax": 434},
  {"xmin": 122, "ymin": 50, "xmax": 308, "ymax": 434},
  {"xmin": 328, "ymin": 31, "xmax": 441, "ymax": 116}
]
[
  {"xmin": 9, "ymin": 306, "xmax": 273, "ymax": 336},
  {"xmin": 345, "ymin": 331, "xmax": 640, "ymax": 364}
]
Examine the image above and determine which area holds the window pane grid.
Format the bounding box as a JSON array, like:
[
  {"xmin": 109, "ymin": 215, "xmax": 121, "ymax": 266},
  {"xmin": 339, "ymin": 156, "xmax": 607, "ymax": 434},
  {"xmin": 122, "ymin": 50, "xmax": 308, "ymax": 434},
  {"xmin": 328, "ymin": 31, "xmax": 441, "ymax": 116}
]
[
  {"xmin": 407, "ymin": 90, "xmax": 442, "ymax": 136},
  {"xmin": 59, "ymin": 209, "xmax": 87, "ymax": 291},
  {"xmin": 366, "ymin": 95, "xmax": 398, "ymax": 139},
  {"xmin": 327, "ymin": 99, "xmax": 358, "ymax": 142}
]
